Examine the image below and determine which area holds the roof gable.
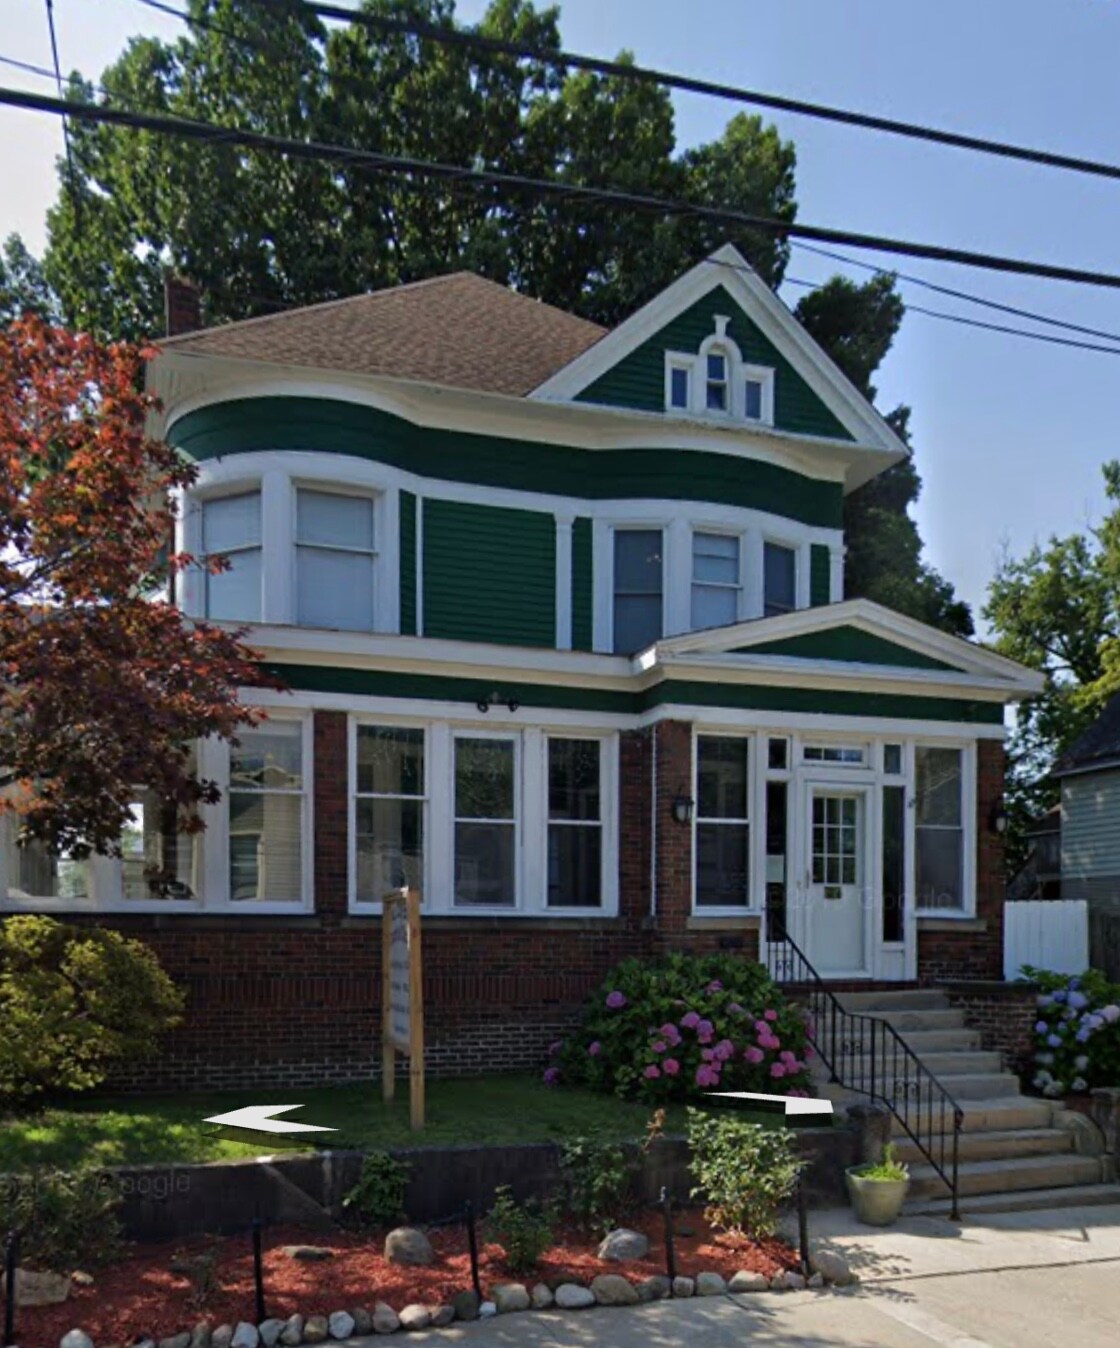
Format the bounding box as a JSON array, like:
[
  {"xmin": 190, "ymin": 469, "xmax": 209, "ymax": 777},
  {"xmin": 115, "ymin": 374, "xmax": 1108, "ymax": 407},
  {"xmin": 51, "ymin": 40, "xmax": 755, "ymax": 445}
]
[
  {"xmin": 740, "ymin": 625, "xmax": 957, "ymax": 671},
  {"xmin": 533, "ymin": 246, "xmax": 909, "ymax": 470},
  {"xmin": 1054, "ymin": 691, "xmax": 1120, "ymax": 777}
]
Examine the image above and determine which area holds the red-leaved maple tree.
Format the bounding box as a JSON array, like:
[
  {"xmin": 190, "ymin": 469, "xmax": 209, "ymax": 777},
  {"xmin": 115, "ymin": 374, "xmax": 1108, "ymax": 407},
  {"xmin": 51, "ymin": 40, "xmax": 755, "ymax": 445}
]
[{"xmin": 0, "ymin": 316, "xmax": 276, "ymax": 857}]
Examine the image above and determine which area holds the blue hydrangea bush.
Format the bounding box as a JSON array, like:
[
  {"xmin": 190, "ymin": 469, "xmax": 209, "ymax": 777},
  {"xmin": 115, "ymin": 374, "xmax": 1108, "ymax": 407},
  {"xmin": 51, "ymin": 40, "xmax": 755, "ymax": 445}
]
[{"xmin": 1025, "ymin": 966, "xmax": 1120, "ymax": 1097}]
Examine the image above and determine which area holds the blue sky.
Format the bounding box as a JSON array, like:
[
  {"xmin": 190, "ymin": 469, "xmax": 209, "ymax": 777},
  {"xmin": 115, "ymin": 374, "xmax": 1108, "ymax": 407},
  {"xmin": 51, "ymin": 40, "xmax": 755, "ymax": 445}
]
[{"xmin": 3, "ymin": 0, "xmax": 1119, "ymax": 628}]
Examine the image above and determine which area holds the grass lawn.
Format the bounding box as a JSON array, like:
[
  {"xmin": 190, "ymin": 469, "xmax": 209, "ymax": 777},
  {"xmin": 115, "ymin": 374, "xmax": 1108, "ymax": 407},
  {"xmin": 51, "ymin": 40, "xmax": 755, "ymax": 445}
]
[{"xmin": 0, "ymin": 1076, "xmax": 725, "ymax": 1171}]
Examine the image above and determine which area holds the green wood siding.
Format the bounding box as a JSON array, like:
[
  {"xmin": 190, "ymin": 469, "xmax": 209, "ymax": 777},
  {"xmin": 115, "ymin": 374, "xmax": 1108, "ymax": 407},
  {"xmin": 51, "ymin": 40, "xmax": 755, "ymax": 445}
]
[
  {"xmin": 399, "ymin": 490, "xmax": 417, "ymax": 636},
  {"xmin": 267, "ymin": 663, "xmax": 1002, "ymax": 725},
  {"xmin": 170, "ymin": 398, "xmax": 843, "ymax": 528},
  {"xmin": 572, "ymin": 517, "xmax": 593, "ymax": 651},
  {"xmin": 741, "ymin": 625, "xmax": 958, "ymax": 671},
  {"xmin": 423, "ymin": 499, "xmax": 555, "ymax": 647},
  {"xmin": 810, "ymin": 544, "xmax": 832, "ymax": 607},
  {"xmin": 576, "ymin": 285, "xmax": 855, "ymax": 441}
]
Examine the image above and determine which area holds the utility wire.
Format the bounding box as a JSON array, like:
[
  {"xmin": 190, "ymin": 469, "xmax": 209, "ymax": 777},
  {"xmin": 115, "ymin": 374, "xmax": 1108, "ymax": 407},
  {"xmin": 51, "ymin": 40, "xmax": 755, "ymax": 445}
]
[
  {"xmin": 184, "ymin": 0, "xmax": 1120, "ymax": 186},
  {"xmin": 43, "ymin": 0, "xmax": 80, "ymax": 235},
  {"xmin": 7, "ymin": 84, "xmax": 1120, "ymax": 293}
]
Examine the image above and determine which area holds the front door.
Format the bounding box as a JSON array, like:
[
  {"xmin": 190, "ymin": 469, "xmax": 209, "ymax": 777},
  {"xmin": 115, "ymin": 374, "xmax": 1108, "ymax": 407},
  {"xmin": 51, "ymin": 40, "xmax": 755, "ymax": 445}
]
[{"xmin": 805, "ymin": 787, "xmax": 868, "ymax": 976}]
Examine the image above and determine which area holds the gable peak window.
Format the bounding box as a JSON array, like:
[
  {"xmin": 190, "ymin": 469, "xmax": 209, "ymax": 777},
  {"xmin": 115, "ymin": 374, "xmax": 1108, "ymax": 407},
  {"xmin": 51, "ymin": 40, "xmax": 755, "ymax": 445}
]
[
  {"xmin": 706, "ymin": 350, "xmax": 729, "ymax": 412},
  {"xmin": 663, "ymin": 317, "xmax": 775, "ymax": 424}
]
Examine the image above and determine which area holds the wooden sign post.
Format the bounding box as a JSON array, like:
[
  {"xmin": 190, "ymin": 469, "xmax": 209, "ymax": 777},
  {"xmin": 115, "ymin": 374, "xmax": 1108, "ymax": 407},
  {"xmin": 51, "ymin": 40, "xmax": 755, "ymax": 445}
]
[{"xmin": 381, "ymin": 887, "xmax": 425, "ymax": 1130}]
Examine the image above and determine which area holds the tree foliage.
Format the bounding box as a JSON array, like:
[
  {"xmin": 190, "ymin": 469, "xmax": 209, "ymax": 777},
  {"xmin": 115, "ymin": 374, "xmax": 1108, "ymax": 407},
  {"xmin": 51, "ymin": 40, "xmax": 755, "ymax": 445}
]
[{"xmin": 0, "ymin": 316, "xmax": 273, "ymax": 856}]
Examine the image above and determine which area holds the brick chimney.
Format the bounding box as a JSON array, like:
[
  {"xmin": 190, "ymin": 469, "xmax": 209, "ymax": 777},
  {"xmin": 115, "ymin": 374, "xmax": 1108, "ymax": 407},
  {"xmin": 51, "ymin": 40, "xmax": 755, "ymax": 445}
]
[{"xmin": 164, "ymin": 273, "xmax": 202, "ymax": 337}]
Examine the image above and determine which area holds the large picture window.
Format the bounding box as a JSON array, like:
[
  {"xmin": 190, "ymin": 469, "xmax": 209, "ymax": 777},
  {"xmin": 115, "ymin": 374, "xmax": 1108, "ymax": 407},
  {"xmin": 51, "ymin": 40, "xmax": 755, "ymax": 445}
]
[
  {"xmin": 915, "ymin": 746, "xmax": 964, "ymax": 910},
  {"xmin": 454, "ymin": 736, "xmax": 517, "ymax": 907},
  {"xmin": 355, "ymin": 726, "xmax": 424, "ymax": 900},
  {"xmin": 228, "ymin": 722, "xmax": 305, "ymax": 903},
  {"xmin": 547, "ymin": 738, "xmax": 602, "ymax": 908},
  {"xmin": 691, "ymin": 532, "xmax": 741, "ymax": 631},
  {"xmin": 613, "ymin": 529, "xmax": 663, "ymax": 654},
  {"xmin": 695, "ymin": 735, "xmax": 750, "ymax": 907},
  {"xmin": 296, "ymin": 488, "xmax": 376, "ymax": 632},
  {"xmin": 202, "ymin": 492, "xmax": 262, "ymax": 622}
]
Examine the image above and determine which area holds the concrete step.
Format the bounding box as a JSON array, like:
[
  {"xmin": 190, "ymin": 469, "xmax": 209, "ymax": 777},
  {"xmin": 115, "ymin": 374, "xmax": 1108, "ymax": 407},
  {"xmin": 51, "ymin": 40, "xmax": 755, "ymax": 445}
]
[
  {"xmin": 909, "ymin": 1183, "xmax": 1120, "ymax": 1218},
  {"xmin": 816, "ymin": 1049, "xmax": 1003, "ymax": 1078},
  {"xmin": 893, "ymin": 1127, "xmax": 1074, "ymax": 1165},
  {"xmin": 857, "ymin": 1008, "xmax": 968, "ymax": 1033},
  {"xmin": 828, "ymin": 1090, "xmax": 1057, "ymax": 1133},
  {"xmin": 838, "ymin": 989, "xmax": 951, "ymax": 1013},
  {"xmin": 937, "ymin": 1071, "xmax": 1024, "ymax": 1100},
  {"xmin": 870, "ymin": 1026, "xmax": 981, "ymax": 1053},
  {"xmin": 907, "ymin": 1152, "xmax": 1106, "ymax": 1200}
]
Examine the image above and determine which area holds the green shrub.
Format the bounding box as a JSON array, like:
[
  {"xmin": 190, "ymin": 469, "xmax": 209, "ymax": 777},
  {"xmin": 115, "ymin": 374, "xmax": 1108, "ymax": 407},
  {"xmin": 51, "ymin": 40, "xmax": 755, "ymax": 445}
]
[
  {"xmin": 485, "ymin": 1185, "xmax": 555, "ymax": 1275},
  {"xmin": 0, "ymin": 1165, "xmax": 125, "ymax": 1273},
  {"xmin": 0, "ymin": 914, "xmax": 185, "ymax": 1103},
  {"xmin": 553, "ymin": 952, "xmax": 812, "ymax": 1103},
  {"xmin": 1024, "ymin": 966, "xmax": 1120, "ymax": 1096},
  {"xmin": 559, "ymin": 1135, "xmax": 634, "ymax": 1235},
  {"xmin": 687, "ymin": 1108, "xmax": 802, "ymax": 1238},
  {"xmin": 341, "ymin": 1150, "xmax": 411, "ymax": 1230}
]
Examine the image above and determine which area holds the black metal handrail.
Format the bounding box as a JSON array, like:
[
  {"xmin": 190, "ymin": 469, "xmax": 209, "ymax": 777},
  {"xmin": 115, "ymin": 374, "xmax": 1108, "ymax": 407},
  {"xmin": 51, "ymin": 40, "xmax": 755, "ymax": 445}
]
[{"xmin": 766, "ymin": 929, "xmax": 963, "ymax": 1220}]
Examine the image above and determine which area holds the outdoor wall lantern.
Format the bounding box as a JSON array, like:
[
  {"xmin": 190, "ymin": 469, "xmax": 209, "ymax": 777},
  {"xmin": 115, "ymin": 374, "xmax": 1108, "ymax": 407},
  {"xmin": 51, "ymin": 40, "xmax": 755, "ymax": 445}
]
[
  {"xmin": 672, "ymin": 790, "xmax": 695, "ymax": 826},
  {"xmin": 477, "ymin": 690, "xmax": 520, "ymax": 714},
  {"xmin": 989, "ymin": 802, "xmax": 1010, "ymax": 836}
]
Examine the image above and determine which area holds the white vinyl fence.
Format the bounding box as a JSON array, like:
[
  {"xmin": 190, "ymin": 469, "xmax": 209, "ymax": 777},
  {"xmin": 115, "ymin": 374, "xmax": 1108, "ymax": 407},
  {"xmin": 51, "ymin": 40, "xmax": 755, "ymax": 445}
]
[{"xmin": 1004, "ymin": 899, "xmax": 1089, "ymax": 979}]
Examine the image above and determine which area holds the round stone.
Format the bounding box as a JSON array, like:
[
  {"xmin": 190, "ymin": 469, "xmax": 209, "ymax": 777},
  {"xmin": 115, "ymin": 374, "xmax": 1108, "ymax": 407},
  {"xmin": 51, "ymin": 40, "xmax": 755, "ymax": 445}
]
[
  {"xmin": 384, "ymin": 1227, "xmax": 435, "ymax": 1267},
  {"xmin": 695, "ymin": 1271, "xmax": 727, "ymax": 1297},
  {"xmin": 811, "ymin": 1249, "xmax": 855, "ymax": 1286},
  {"xmin": 60, "ymin": 1332, "xmax": 94, "ymax": 1348},
  {"xmin": 591, "ymin": 1274, "xmax": 639, "ymax": 1306},
  {"xmin": 671, "ymin": 1276, "xmax": 695, "ymax": 1298},
  {"xmin": 398, "ymin": 1304, "xmax": 432, "ymax": 1331},
  {"xmin": 554, "ymin": 1284, "xmax": 596, "ymax": 1310},
  {"xmin": 372, "ymin": 1304, "xmax": 399, "ymax": 1335},
  {"xmin": 531, "ymin": 1283, "xmax": 554, "ymax": 1308},
  {"xmin": 327, "ymin": 1311, "xmax": 355, "ymax": 1341},
  {"xmin": 637, "ymin": 1275, "xmax": 671, "ymax": 1302},
  {"xmin": 728, "ymin": 1270, "xmax": 769, "ymax": 1293},
  {"xmin": 597, "ymin": 1228, "xmax": 650, "ymax": 1262},
  {"xmin": 492, "ymin": 1283, "xmax": 531, "ymax": 1314}
]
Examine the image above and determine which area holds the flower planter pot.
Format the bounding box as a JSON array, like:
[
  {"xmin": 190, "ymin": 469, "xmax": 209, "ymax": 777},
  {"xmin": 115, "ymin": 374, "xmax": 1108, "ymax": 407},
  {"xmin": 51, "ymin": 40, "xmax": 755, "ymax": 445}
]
[{"xmin": 845, "ymin": 1167, "xmax": 910, "ymax": 1226}]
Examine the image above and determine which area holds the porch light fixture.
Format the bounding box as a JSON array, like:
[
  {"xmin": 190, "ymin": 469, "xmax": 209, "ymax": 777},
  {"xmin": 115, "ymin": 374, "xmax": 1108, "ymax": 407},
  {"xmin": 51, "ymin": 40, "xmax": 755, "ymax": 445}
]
[
  {"xmin": 476, "ymin": 690, "xmax": 520, "ymax": 714},
  {"xmin": 672, "ymin": 790, "xmax": 695, "ymax": 826},
  {"xmin": 989, "ymin": 802, "xmax": 1010, "ymax": 836}
]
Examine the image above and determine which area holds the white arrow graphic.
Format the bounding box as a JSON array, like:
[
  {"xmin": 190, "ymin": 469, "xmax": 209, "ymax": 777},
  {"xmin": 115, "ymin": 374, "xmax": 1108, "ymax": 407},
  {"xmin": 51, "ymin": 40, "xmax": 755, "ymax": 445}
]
[
  {"xmin": 204, "ymin": 1105, "xmax": 337, "ymax": 1134},
  {"xmin": 707, "ymin": 1091, "xmax": 835, "ymax": 1119}
]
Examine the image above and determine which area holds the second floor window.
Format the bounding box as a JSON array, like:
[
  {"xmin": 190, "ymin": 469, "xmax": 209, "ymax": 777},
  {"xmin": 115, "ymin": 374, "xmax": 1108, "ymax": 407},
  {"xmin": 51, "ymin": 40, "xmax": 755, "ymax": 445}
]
[
  {"xmin": 202, "ymin": 492, "xmax": 262, "ymax": 622},
  {"xmin": 691, "ymin": 532, "xmax": 741, "ymax": 630},
  {"xmin": 613, "ymin": 529, "xmax": 663, "ymax": 654},
  {"xmin": 763, "ymin": 541, "xmax": 797, "ymax": 617},
  {"xmin": 296, "ymin": 488, "xmax": 376, "ymax": 631}
]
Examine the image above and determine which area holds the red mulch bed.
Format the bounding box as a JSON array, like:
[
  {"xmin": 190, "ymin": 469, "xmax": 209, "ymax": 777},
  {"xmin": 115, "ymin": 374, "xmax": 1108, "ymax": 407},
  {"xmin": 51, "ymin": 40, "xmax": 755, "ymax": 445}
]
[{"xmin": 12, "ymin": 1209, "xmax": 798, "ymax": 1348}]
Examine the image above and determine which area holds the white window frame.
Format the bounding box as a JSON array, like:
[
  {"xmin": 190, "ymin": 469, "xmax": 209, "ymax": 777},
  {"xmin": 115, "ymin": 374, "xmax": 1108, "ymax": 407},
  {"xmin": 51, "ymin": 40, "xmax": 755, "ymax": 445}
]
[
  {"xmin": 609, "ymin": 523, "xmax": 667, "ymax": 655},
  {"xmin": 690, "ymin": 529, "xmax": 746, "ymax": 631},
  {"xmin": 692, "ymin": 729, "xmax": 759, "ymax": 915},
  {"xmin": 762, "ymin": 537, "xmax": 800, "ymax": 617},
  {"xmin": 743, "ymin": 363, "xmax": 776, "ymax": 424},
  {"xmin": 545, "ymin": 732, "xmax": 611, "ymax": 912},
  {"xmin": 200, "ymin": 488, "xmax": 264, "ymax": 623},
  {"xmin": 912, "ymin": 739, "xmax": 977, "ymax": 919},
  {"xmin": 349, "ymin": 720, "xmax": 429, "ymax": 908},
  {"xmin": 293, "ymin": 483, "xmax": 379, "ymax": 633},
  {"xmin": 662, "ymin": 316, "xmax": 776, "ymax": 427},
  {"xmin": 665, "ymin": 357, "xmax": 692, "ymax": 411},
  {"xmin": 451, "ymin": 727, "xmax": 522, "ymax": 914}
]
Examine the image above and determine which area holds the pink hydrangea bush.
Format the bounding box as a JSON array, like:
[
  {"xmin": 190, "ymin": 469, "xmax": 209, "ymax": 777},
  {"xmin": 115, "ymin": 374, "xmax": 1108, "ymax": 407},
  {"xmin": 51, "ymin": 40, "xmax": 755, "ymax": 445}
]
[{"xmin": 551, "ymin": 952, "xmax": 813, "ymax": 1102}]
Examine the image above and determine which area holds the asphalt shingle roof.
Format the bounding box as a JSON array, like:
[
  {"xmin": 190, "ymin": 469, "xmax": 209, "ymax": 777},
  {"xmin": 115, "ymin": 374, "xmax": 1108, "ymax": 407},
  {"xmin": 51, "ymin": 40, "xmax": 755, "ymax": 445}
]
[
  {"xmin": 1054, "ymin": 691, "xmax": 1120, "ymax": 775},
  {"xmin": 160, "ymin": 272, "xmax": 607, "ymax": 397}
]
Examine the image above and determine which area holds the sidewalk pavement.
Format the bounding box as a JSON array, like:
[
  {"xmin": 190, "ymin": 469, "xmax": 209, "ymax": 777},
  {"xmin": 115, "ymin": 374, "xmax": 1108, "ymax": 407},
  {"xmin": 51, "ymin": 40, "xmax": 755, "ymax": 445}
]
[{"xmin": 363, "ymin": 1202, "xmax": 1120, "ymax": 1347}]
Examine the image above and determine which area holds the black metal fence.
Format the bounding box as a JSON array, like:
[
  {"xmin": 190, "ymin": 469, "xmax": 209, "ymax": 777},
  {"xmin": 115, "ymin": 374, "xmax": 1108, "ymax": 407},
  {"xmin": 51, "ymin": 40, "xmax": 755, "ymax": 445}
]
[{"xmin": 764, "ymin": 929, "xmax": 963, "ymax": 1220}]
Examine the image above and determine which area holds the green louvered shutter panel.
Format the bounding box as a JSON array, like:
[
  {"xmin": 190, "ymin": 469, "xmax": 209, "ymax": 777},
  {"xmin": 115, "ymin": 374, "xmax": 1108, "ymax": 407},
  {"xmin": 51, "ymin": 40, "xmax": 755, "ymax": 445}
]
[
  {"xmin": 571, "ymin": 517, "xmax": 593, "ymax": 651},
  {"xmin": 423, "ymin": 499, "xmax": 556, "ymax": 647},
  {"xmin": 399, "ymin": 491, "xmax": 417, "ymax": 635},
  {"xmin": 810, "ymin": 544, "xmax": 832, "ymax": 607}
]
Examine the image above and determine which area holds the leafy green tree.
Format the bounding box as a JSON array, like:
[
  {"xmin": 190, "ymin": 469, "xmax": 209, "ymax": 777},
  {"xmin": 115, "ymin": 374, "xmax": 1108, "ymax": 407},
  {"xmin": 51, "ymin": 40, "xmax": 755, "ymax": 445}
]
[{"xmin": 0, "ymin": 234, "xmax": 56, "ymax": 324}]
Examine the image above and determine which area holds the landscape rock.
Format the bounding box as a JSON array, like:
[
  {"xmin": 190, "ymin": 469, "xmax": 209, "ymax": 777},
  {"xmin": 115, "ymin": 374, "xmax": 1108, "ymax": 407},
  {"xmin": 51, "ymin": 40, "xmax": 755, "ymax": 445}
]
[
  {"xmin": 72, "ymin": 1272, "xmax": 95, "ymax": 1288},
  {"xmin": 328, "ymin": 1311, "xmax": 355, "ymax": 1341},
  {"xmin": 770, "ymin": 1271, "xmax": 792, "ymax": 1290},
  {"xmin": 280, "ymin": 1246, "xmax": 333, "ymax": 1263},
  {"xmin": 160, "ymin": 1333, "xmax": 191, "ymax": 1348},
  {"xmin": 211, "ymin": 1327, "xmax": 233, "ymax": 1348},
  {"xmin": 811, "ymin": 1249, "xmax": 856, "ymax": 1286},
  {"xmin": 350, "ymin": 1308, "xmax": 373, "ymax": 1335},
  {"xmin": 372, "ymin": 1304, "xmax": 399, "ymax": 1335},
  {"xmin": 695, "ymin": 1271, "xmax": 727, "ymax": 1297},
  {"xmin": 591, "ymin": 1274, "xmax": 639, "ymax": 1306},
  {"xmin": 257, "ymin": 1322, "xmax": 284, "ymax": 1348},
  {"xmin": 787, "ymin": 1272, "xmax": 807, "ymax": 1290},
  {"xmin": 398, "ymin": 1304, "xmax": 432, "ymax": 1331},
  {"xmin": 278, "ymin": 1316, "xmax": 303, "ymax": 1347},
  {"xmin": 451, "ymin": 1291, "xmax": 479, "ymax": 1322},
  {"xmin": 808, "ymin": 1272, "xmax": 825, "ymax": 1289},
  {"xmin": 530, "ymin": 1283, "xmax": 555, "ymax": 1309},
  {"xmin": 190, "ymin": 1322, "xmax": 213, "ymax": 1348},
  {"xmin": 60, "ymin": 1332, "xmax": 93, "ymax": 1348},
  {"xmin": 302, "ymin": 1315, "xmax": 328, "ymax": 1343},
  {"xmin": 596, "ymin": 1228, "xmax": 650, "ymax": 1263},
  {"xmin": 492, "ymin": 1283, "xmax": 530, "ymax": 1313},
  {"xmin": 636, "ymin": 1275, "xmax": 671, "ymax": 1303},
  {"xmin": 671, "ymin": 1276, "xmax": 695, "ymax": 1298},
  {"xmin": 384, "ymin": 1228, "xmax": 435, "ymax": 1267},
  {"xmin": 231, "ymin": 1323, "xmax": 259, "ymax": 1348},
  {"xmin": 9, "ymin": 1269, "xmax": 71, "ymax": 1306},
  {"xmin": 554, "ymin": 1284, "xmax": 596, "ymax": 1310},
  {"xmin": 431, "ymin": 1305, "xmax": 455, "ymax": 1327},
  {"xmin": 728, "ymin": 1270, "xmax": 769, "ymax": 1293},
  {"xmin": 478, "ymin": 1301, "xmax": 497, "ymax": 1319}
]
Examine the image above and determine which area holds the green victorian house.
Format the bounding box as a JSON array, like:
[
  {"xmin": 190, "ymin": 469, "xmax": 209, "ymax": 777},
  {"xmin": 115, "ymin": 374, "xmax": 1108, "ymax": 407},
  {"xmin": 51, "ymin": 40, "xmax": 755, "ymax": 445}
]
[{"xmin": 0, "ymin": 245, "xmax": 1042, "ymax": 1088}]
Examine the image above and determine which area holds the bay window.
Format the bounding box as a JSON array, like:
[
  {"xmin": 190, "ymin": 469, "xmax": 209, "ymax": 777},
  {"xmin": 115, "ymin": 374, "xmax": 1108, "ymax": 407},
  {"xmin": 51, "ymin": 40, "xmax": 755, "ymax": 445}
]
[
  {"xmin": 691, "ymin": 532, "xmax": 741, "ymax": 630},
  {"xmin": 547, "ymin": 738, "xmax": 602, "ymax": 908},
  {"xmin": 915, "ymin": 746, "xmax": 965, "ymax": 910},
  {"xmin": 454, "ymin": 736, "xmax": 517, "ymax": 907},
  {"xmin": 355, "ymin": 725, "xmax": 425, "ymax": 900},
  {"xmin": 296, "ymin": 488, "xmax": 376, "ymax": 632},
  {"xmin": 695, "ymin": 735, "xmax": 751, "ymax": 907},
  {"xmin": 202, "ymin": 492, "xmax": 262, "ymax": 622},
  {"xmin": 763, "ymin": 541, "xmax": 797, "ymax": 617},
  {"xmin": 613, "ymin": 529, "xmax": 663, "ymax": 654}
]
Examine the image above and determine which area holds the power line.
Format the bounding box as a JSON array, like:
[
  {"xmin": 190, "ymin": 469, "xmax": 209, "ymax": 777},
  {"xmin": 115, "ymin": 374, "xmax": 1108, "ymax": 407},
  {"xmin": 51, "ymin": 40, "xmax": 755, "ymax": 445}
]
[
  {"xmin": 7, "ymin": 84, "xmax": 1120, "ymax": 293},
  {"xmin": 200, "ymin": 0, "xmax": 1120, "ymax": 186},
  {"xmin": 43, "ymin": 0, "xmax": 80, "ymax": 235}
]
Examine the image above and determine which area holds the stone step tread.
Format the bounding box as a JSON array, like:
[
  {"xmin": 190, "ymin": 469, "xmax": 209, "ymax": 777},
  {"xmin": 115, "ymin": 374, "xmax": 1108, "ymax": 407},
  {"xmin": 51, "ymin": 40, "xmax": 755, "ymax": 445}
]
[
  {"xmin": 816, "ymin": 1049, "xmax": 1003, "ymax": 1076},
  {"xmin": 935, "ymin": 1072, "xmax": 1024, "ymax": 1099},
  {"xmin": 908, "ymin": 1183, "xmax": 1120, "ymax": 1218},
  {"xmin": 828, "ymin": 1090, "xmax": 1055, "ymax": 1132},
  {"xmin": 838, "ymin": 990, "xmax": 952, "ymax": 1012},
  {"xmin": 908, "ymin": 1152, "xmax": 1103, "ymax": 1194},
  {"xmin": 855, "ymin": 1009, "xmax": 969, "ymax": 1031},
  {"xmin": 893, "ymin": 1128, "xmax": 1074, "ymax": 1163}
]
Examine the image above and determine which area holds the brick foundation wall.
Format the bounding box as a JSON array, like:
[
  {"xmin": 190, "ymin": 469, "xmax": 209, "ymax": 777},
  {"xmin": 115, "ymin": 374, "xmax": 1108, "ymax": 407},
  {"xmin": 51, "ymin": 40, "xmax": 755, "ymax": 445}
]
[
  {"xmin": 918, "ymin": 739, "xmax": 1006, "ymax": 983},
  {"xmin": 940, "ymin": 980, "xmax": 1038, "ymax": 1075}
]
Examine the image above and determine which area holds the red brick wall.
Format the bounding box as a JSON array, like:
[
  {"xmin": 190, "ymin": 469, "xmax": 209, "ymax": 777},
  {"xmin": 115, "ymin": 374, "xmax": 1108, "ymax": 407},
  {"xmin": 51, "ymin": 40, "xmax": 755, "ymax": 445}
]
[
  {"xmin": 941, "ymin": 981, "xmax": 1037, "ymax": 1075},
  {"xmin": 917, "ymin": 739, "xmax": 1006, "ymax": 983}
]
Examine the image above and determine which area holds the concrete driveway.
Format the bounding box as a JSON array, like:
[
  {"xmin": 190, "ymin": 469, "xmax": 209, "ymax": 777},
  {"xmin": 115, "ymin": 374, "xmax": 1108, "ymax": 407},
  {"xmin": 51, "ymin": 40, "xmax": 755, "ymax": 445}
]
[{"xmin": 376, "ymin": 1202, "xmax": 1120, "ymax": 1347}]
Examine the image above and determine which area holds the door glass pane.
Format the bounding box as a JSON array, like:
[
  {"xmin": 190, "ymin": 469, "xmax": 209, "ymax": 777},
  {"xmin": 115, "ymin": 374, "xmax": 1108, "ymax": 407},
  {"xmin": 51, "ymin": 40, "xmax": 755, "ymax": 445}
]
[
  {"xmin": 296, "ymin": 489, "xmax": 374, "ymax": 550},
  {"xmin": 813, "ymin": 794, "xmax": 859, "ymax": 889},
  {"xmin": 882, "ymin": 785, "xmax": 905, "ymax": 941},
  {"xmin": 455, "ymin": 738, "xmax": 514, "ymax": 819},
  {"xmin": 296, "ymin": 546, "xmax": 374, "ymax": 630},
  {"xmin": 697, "ymin": 736, "xmax": 748, "ymax": 819},
  {"xmin": 765, "ymin": 780, "xmax": 788, "ymax": 937},
  {"xmin": 763, "ymin": 542, "xmax": 796, "ymax": 615}
]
